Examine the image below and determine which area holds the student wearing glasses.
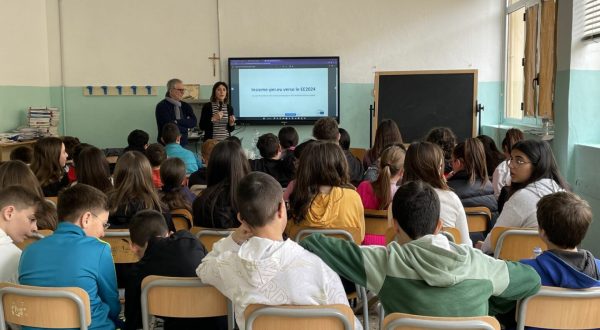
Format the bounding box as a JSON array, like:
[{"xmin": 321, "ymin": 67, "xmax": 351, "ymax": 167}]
[
  {"xmin": 477, "ymin": 139, "xmax": 568, "ymax": 253},
  {"xmin": 19, "ymin": 184, "xmax": 123, "ymax": 330},
  {"xmin": 155, "ymin": 78, "xmax": 197, "ymax": 147}
]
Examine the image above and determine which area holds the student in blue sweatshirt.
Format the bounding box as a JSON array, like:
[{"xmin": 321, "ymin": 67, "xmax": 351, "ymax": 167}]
[{"xmin": 521, "ymin": 191, "xmax": 600, "ymax": 288}]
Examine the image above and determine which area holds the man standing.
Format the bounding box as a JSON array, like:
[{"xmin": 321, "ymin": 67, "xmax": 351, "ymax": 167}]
[
  {"xmin": 156, "ymin": 78, "xmax": 197, "ymax": 147},
  {"xmin": 19, "ymin": 184, "xmax": 121, "ymax": 330}
]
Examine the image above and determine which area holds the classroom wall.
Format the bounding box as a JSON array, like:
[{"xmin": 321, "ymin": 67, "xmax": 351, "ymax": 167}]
[{"xmin": 0, "ymin": 0, "xmax": 505, "ymax": 150}]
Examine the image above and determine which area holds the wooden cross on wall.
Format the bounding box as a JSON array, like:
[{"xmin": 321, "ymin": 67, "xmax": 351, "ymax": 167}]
[{"xmin": 208, "ymin": 53, "xmax": 220, "ymax": 77}]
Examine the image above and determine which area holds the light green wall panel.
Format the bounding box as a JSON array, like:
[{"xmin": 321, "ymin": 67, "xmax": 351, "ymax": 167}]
[{"xmin": 0, "ymin": 86, "xmax": 53, "ymax": 133}]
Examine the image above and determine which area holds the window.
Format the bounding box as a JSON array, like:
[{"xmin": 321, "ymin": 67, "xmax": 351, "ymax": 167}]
[
  {"xmin": 504, "ymin": 0, "xmax": 556, "ymax": 121},
  {"xmin": 584, "ymin": 0, "xmax": 600, "ymax": 41}
]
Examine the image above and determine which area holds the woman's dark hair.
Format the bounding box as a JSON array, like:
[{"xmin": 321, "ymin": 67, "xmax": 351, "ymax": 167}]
[
  {"xmin": 452, "ymin": 138, "xmax": 489, "ymax": 186},
  {"xmin": 289, "ymin": 141, "xmax": 352, "ymax": 223},
  {"xmin": 76, "ymin": 146, "xmax": 113, "ymax": 193},
  {"xmin": 402, "ymin": 141, "xmax": 448, "ymax": 190},
  {"xmin": 159, "ymin": 157, "xmax": 191, "ymax": 211},
  {"xmin": 476, "ymin": 135, "xmax": 505, "ymax": 175},
  {"xmin": 367, "ymin": 119, "xmax": 403, "ymax": 162},
  {"xmin": 425, "ymin": 127, "xmax": 456, "ymax": 162},
  {"xmin": 338, "ymin": 128, "xmax": 351, "ymax": 150},
  {"xmin": 31, "ymin": 137, "xmax": 65, "ymax": 187},
  {"xmin": 209, "ymin": 81, "xmax": 229, "ymax": 103},
  {"xmin": 509, "ymin": 140, "xmax": 568, "ymax": 196},
  {"xmin": 502, "ymin": 128, "xmax": 524, "ymax": 154},
  {"xmin": 203, "ymin": 140, "xmax": 251, "ymax": 222}
]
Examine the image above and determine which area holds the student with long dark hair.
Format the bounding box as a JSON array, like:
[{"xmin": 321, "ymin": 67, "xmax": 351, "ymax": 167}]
[
  {"xmin": 76, "ymin": 146, "xmax": 113, "ymax": 194},
  {"xmin": 0, "ymin": 160, "xmax": 44, "ymax": 198},
  {"xmin": 30, "ymin": 137, "xmax": 69, "ymax": 197},
  {"xmin": 447, "ymin": 138, "xmax": 497, "ymax": 213},
  {"xmin": 159, "ymin": 157, "xmax": 195, "ymax": 212},
  {"xmin": 476, "ymin": 134, "xmax": 505, "ymax": 176},
  {"xmin": 363, "ymin": 119, "xmax": 403, "ymax": 169},
  {"xmin": 403, "ymin": 141, "xmax": 471, "ymax": 246},
  {"xmin": 288, "ymin": 141, "xmax": 365, "ymax": 241},
  {"xmin": 479, "ymin": 139, "xmax": 568, "ymax": 253},
  {"xmin": 192, "ymin": 140, "xmax": 250, "ymax": 228}
]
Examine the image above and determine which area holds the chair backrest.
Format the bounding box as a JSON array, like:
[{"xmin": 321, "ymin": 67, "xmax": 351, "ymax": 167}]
[
  {"xmin": 383, "ymin": 312, "xmax": 500, "ymax": 330},
  {"xmin": 140, "ymin": 275, "xmax": 232, "ymax": 330},
  {"xmin": 364, "ymin": 209, "xmax": 390, "ymax": 236},
  {"xmin": 491, "ymin": 227, "xmax": 547, "ymax": 261},
  {"xmin": 464, "ymin": 206, "xmax": 491, "ymax": 233},
  {"xmin": 102, "ymin": 229, "xmax": 138, "ymax": 263},
  {"xmin": 349, "ymin": 148, "xmax": 367, "ymax": 162},
  {"xmin": 15, "ymin": 229, "xmax": 53, "ymax": 251},
  {"xmin": 516, "ymin": 286, "xmax": 600, "ymax": 330},
  {"xmin": 171, "ymin": 208, "xmax": 193, "ymax": 231},
  {"xmin": 442, "ymin": 227, "xmax": 462, "ymax": 244},
  {"xmin": 244, "ymin": 304, "xmax": 354, "ymax": 330},
  {"xmin": 191, "ymin": 227, "xmax": 234, "ymax": 252},
  {"xmin": 0, "ymin": 282, "xmax": 91, "ymax": 330},
  {"xmin": 293, "ymin": 227, "xmax": 360, "ymax": 244}
]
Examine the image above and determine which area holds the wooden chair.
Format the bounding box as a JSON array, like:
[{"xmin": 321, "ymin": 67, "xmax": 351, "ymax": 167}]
[
  {"xmin": 364, "ymin": 209, "xmax": 390, "ymax": 236},
  {"xmin": 244, "ymin": 304, "xmax": 355, "ymax": 330},
  {"xmin": 46, "ymin": 196, "xmax": 58, "ymax": 206},
  {"xmin": 292, "ymin": 227, "xmax": 369, "ymax": 329},
  {"xmin": 349, "ymin": 148, "xmax": 367, "ymax": 163},
  {"xmin": 15, "ymin": 229, "xmax": 53, "ymax": 250},
  {"xmin": 0, "ymin": 282, "xmax": 91, "ymax": 330},
  {"xmin": 171, "ymin": 208, "xmax": 193, "ymax": 231},
  {"xmin": 382, "ymin": 312, "xmax": 500, "ymax": 330},
  {"xmin": 103, "ymin": 229, "xmax": 138, "ymax": 263},
  {"xmin": 516, "ymin": 286, "xmax": 600, "ymax": 329},
  {"xmin": 490, "ymin": 227, "xmax": 546, "ymax": 261},
  {"xmin": 140, "ymin": 275, "xmax": 233, "ymax": 330},
  {"xmin": 289, "ymin": 224, "xmax": 362, "ymax": 245},
  {"xmin": 464, "ymin": 206, "xmax": 491, "ymax": 233},
  {"xmin": 191, "ymin": 227, "xmax": 234, "ymax": 252},
  {"xmin": 441, "ymin": 227, "xmax": 462, "ymax": 244}
]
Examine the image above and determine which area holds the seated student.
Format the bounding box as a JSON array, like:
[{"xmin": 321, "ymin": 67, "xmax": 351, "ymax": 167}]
[
  {"xmin": 30, "ymin": 137, "xmax": 70, "ymax": 197},
  {"xmin": 159, "ymin": 157, "xmax": 195, "ymax": 211},
  {"xmin": 339, "ymin": 128, "xmax": 364, "ymax": 186},
  {"xmin": 9, "ymin": 146, "xmax": 33, "ymax": 164},
  {"xmin": 193, "ymin": 140, "xmax": 250, "ymax": 229},
  {"xmin": 75, "ymin": 146, "xmax": 113, "ymax": 194},
  {"xmin": 197, "ymin": 172, "xmax": 356, "ymax": 330},
  {"xmin": 521, "ymin": 192, "xmax": 600, "ymax": 287},
  {"xmin": 479, "ymin": 140, "xmax": 567, "ymax": 253},
  {"xmin": 0, "ymin": 160, "xmax": 44, "ymax": 198},
  {"xmin": 476, "ymin": 134, "xmax": 505, "ymax": 178},
  {"xmin": 62, "ymin": 136, "xmax": 81, "ymax": 183},
  {"xmin": 357, "ymin": 145, "xmax": 405, "ymax": 210},
  {"xmin": 162, "ymin": 123, "xmax": 202, "ymax": 174},
  {"xmin": 0, "ymin": 186, "xmax": 40, "ymax": 283},
  {"xmin": 250, "ymin": 133, "xmax": 294, "ymax": 187},
  {"xmin": 278, "ymin": 126, "xmax": 298, "ymax": 162},
  {"xmin": 19, "ymin": 184, "xmax": 122, "ymax": 330},
  {"xmin": 425, "ymin": 127, "xmax": 457, "ymax": 176},
  {"xmin": 125, "ymin": 210, "xmax": 225, "ymax": 330},
  {"xmin": 301, "ymin": 180, "xmax": 541, "ymax": 318},
  {"xmin": 146, "ymin": 143, "xmax": 166, "ymax": 189},
  {"xmin": 35, "ymin": 199, "xmax": 58, "ymax": 231},
  {"xmin": 493, "ymin": 128, "xmax": 525, "ymax": 209},
  {"xmin": 188, "ymin": 139, "xmax": 218, "ymax": 188},
  {"xmin": 123, "ymin": 129, "xmax": 149, "ymax": 153},
  {"xmin": 364, "ymin": 119, "xmax": 403, "ymax": 170}
]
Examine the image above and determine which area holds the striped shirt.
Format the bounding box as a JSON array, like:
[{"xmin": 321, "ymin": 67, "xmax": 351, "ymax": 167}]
[{"xmin": 211, "ymin": 102, "xmax": 230, "ymax": 141}]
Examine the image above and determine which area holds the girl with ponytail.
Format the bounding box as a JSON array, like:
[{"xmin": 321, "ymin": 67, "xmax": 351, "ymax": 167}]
[{"xmin": 357, "ymin": 145, "xmax": 406, "ymax": 210}]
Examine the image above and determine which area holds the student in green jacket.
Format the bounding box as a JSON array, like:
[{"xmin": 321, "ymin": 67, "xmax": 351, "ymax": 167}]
[{"xmin": 301, "ymin": 180, "xmax": 541, "ymax": 318}]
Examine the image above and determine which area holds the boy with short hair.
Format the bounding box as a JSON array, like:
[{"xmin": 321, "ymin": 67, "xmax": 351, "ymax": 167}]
[
  {"xmin": 125, "ymin": 210, "xmax": 224, "ymax": 330},
  {"xmin": 312, "ymin": 117, "xmax": 339, "ymax": 142},
  {"xmin": 0, "ymin": 186, "xmax": 40, "ymax": 283},
  {"xmin": 19, "ymin": 184, "xmax": 122, "ymax": 330},
  {"xmin": 301, "ymin": 181, "xmax": 541, "ymax": 317},
  {"xmin": 124, "ymin": 129, "xmax": 150, "ymax": 153},
  {"xmin": 197, "ymin": 172, "xmax": 355, "ymax": 330},
  {"xmin": 250, "ymin": 133, "xmax": 294, "ymax": 187},
  {"xmin": 162, "ymin": 123, "xmax": 202, "ymax": 174},
  {"xmin": 146, "ymin": 143, "xmax": 166, "ymax": 188},
  {"xmin": 188, "ymin": 139, "xmax": 218, "ymax": 188},
  {"xmin": 521, "ymin": 191, "xmax": 600, "ymax": 287}
]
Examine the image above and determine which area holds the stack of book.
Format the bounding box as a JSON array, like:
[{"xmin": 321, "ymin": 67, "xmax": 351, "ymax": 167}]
[{"xmin": 28, "ymin": 107, "xmax": 60, "ymax": 137}]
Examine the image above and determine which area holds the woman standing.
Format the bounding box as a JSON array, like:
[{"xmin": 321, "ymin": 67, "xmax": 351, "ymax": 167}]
[{"xmin": 200, "ymin": 82, "xmax": 236, "ymax": 141}]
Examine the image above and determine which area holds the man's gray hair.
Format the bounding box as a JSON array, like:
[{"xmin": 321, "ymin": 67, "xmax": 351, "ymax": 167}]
[{"xmin": 166, "ymin": 78, "xmax": 182, "ymax": 90}]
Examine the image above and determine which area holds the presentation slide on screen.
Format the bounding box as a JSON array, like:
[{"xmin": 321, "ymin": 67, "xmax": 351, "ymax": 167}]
[{"xmin": 237, "ymin": 68, "xmax": 329, "ymax": 118}]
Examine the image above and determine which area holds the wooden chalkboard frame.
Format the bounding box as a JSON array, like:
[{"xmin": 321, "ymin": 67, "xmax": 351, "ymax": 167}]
[{"xmin": 373, "ymin": 69, "xmax": 478, "ymax": 144}]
